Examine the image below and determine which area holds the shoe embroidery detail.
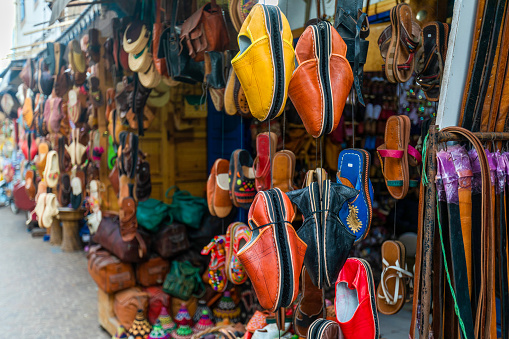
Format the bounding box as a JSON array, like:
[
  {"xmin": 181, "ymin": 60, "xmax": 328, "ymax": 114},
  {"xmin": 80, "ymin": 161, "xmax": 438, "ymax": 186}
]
[{"xmin": 346, "ymin": 204, "xmax": 362, "ymax": 233}]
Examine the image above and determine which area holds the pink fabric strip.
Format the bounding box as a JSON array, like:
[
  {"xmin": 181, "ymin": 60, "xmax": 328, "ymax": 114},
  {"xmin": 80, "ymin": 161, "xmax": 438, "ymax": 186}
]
[
  {"xmin": 378, "ymin": 149, "xmax": 404, "ymax": 158},
  {"xmin": 407, "ymin": 145, "xmax": 422, "ymax": 164}
]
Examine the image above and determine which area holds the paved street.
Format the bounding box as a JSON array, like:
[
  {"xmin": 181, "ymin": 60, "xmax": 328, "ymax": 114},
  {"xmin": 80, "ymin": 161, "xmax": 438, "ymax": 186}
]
[{"xmin": 0, "ymin": 208, "xmax": 109, "ymax": 338}]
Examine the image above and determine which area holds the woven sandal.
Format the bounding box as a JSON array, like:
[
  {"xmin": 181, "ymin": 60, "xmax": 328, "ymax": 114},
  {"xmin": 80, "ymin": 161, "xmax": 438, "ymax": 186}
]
[{"xmin": 415, "ymin": 22, "xmax": 450, "ymax": 101}]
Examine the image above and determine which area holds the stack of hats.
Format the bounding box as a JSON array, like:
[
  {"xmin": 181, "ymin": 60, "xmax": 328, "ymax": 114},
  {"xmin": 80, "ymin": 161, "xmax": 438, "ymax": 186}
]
[
  {"xmin": 174, "ymin": 303, "xmax": 193, "ymax": 327},
  {"xmin": 148, "ymin": 320, "xmax": 170, "ymax": 339},
  {"xmin": 128, "ymin": 309, "xmax": 152, "ymax": 339},
  {"xmin": 193, "ymin": 310, "xmax": 215, "ymax": 333},
  {"xmin": 157, "ymin": 307, "xmax": 176, "ymax": 334},
  {"xmin": 193, "ymin": 300, "xmax": 213, "ymax": 324},
  {"xmin": 213, "ymin": 291, "xmax": 241, "ymax": 323}
]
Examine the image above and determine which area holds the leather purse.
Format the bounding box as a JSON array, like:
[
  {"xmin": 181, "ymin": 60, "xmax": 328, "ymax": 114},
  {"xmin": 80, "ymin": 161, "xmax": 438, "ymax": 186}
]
[
  {"xmin": 163, "ymin": 260, "xmax": 205, "ymax": 300},
  {"xmin": 93, "ymin": 215, "xmax": 151, "ymax": 263},
  {"xmin": 144, "ymin": 286, "xmax": 171, "ymax": 325},
  {"xmin": 237, "ymin": 188, "xmax": 307, "ymax": 312},
  {"xmin": 288, "ymin": 21, "xmax": 353, "ymax": 138},
  {"xmin": 153, "ymin": 0, "xmax": 168, "ymax": 76},
  {"xmin": 166, "ymin": 186, "xmax": 207, "ymax": 228},
  {"xmin": 44, "ymin": 97, "xmax": 64, "ymax": 134},
  {"xmin": 87, "ymin": 245, "xmax": 136, "ymax": 293},
  {"xmin": 231, "ymin": 4, "xmax": 295, "ymax": 122},
  {"xmin": 180, "ymin": 0, "xmax": 229, "ymax": 62},
  {"xmin": 114, "ymin": 287, "xmax": 149, "ymax": 330},
  {"xmin": 153, "ymin": 222, "xmax": 190, "ymax": 259},
  {"xmin": 286, "ymin": 180, "xmax": 358, "ymax": 288},
  {"xmin": 20, "ymin": 58, "xmax": 35, "ymax": 90},
  {"xmin": 158, "ymin": 0, "xmax": 204, "ymax": 84},
  {"xmin": 136, "ymin": 256, "xmax": 170, "ymax": 287},
  {"xmin": 182, "ymin": 95, "xmax": 207, "ymax": 119}
]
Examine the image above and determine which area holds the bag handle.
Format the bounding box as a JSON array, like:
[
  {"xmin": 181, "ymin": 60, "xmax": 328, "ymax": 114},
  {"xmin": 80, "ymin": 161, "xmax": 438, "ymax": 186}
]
[
  {"xmin": 170, "ymin": 0, "xmax": 180, "ymax": 33},
  {"xmin": 135, "ymin": 232, "xmax": 147, "ymax": 258},
  {"xmin": 165, "ymin": 185, "xmax": 180, "ymax": 199}
]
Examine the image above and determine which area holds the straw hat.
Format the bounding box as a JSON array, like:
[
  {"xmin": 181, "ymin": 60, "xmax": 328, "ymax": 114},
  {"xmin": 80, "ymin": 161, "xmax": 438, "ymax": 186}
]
[
  {"xmin": 139, "ymin": 62, "xmax": 161, "ymax": 89},
  {"xmin": 128, "ymin": 46, "xmax": 152, "ymax": 73},
  {"xmin": 147, "ymin": 89, "xmax": 170, "ymax": 108},
  {"xmin": 123, "ymin": 22, "xmax": 150, "ymax": 55},
  {"xmin": 162, "ymin": 76, "xmax": 180, "ymax": 87}
]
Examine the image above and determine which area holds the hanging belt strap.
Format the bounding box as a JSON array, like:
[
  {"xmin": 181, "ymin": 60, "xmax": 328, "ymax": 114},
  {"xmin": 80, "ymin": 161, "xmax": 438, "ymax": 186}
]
[{"xmin": 440, "ymin": 126, "xmax": 493, "ymax": 339}]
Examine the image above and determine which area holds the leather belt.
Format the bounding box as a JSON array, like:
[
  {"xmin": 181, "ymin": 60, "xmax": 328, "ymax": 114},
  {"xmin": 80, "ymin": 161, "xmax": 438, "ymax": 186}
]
[
  {"xmin": 459, "ymin": 0, "xmax": 487, "ymax": 127},
  {"xmin": 440, "ymin": 127, "xmax": 493, "ymax": 339},
  {"xmin": 472, "ymin": 0, "xmax": 508, "ymax": 131},
  {"xmin": 409, "ymin": 181, "xmax": 424, "ymax": 339},
  {"xmin": 460, "ymin": 0, "xmax": 498, "ymax": 130}
]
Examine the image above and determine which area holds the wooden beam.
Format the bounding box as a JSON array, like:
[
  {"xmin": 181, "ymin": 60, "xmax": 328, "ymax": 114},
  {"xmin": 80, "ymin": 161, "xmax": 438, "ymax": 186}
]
[
  {"xmin": 23, "ymin": 19, "xmax": 75, "ymax": 35},
  {"xmin": 436, "ymin": 0, "xmax": 478, "ymax": 128}
]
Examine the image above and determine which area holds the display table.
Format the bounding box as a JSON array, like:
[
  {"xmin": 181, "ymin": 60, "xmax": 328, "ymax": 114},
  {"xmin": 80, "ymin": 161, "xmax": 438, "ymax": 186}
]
[
  {"xmin": 58, "ymin": 208, "xmax": 84, "ymax": 252},
  {"xmin": 49, "ymin": 218, "xmax": 62, "ymax": 246}
]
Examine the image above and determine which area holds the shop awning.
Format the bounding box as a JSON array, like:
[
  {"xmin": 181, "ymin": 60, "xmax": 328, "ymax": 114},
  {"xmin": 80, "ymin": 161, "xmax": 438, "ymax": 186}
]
[{"xmin": 50, "ymin": 0, "xmax": 137, "ymax": 25}]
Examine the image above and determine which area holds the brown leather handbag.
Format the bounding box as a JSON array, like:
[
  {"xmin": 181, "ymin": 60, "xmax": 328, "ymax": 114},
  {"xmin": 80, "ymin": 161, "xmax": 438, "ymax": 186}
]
[
  {"xmin": 93, "ymin": 214, "xmax": 151, "ymax": 263},
  {"xmin": 136, "ymin": 256, "xmax": 170, "ymax": 287},
  {"xmin": 87, "ymin": 245, "xmax": 136, "ymax": 293},
  {"xmin": 180, "ymin": 0, "xmax": 230, "ymax": 62},
  {"xmin": 114, "ymin": 287, "xmax": 149, "ymax": 330},
  {"xmin": 237, "ymin": 188, "xmax": 307, "ymax": 312},
  {"xmin": 153, "ymin": 0, "xmax": 168, "ymax": 76},
  {"xmin": 288, "ymin": 21, "xmax": 353, "ymax": 138},
  {"xmin": 153, "ymin": 223, "xmax": 190, "ymax": 259}
]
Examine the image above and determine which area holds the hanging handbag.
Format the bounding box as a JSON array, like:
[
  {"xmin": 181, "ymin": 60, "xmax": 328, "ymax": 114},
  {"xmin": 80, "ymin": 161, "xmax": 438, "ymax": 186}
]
[
  {"xmin": 180, "ymin": 0, "xmax": 230, "ymax": 62},
  {"xmin": 137, "ymin": 198, "xmax": 171, "ymax": 232},
  {"xmin": 163, "ymin": 260, "xmax": 205, "ymax": 300},
  {"xmin": 153, "ymin": 0, "xmax": 168, "ymax": 76},
  {"xmin": 182, "ymin": 95, "xmax": 207, "ymax": 119},
  {"xmin": 166, "ymin": 186, "xmax": 207, "ymax": 228},
  {"xmin": 153, "ymin": 222, "xmax": 190, "ymax": 258},
  {"xmin": 158, "ymin": 0, "xmax": 204, "ymax": 84}
]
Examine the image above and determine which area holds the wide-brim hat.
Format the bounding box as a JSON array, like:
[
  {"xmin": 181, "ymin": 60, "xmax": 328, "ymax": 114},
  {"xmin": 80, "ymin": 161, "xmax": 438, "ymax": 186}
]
[
  {"xmin": 128, "ymin": 46, "xmax": 152, "ymax": 73},
  {"xmin": 139, "ymin": 62, "xmax": 161, "ymax": 89},
  {"xmin": 147, "ymin": 89, "xmax": 170, "ymax": 108},
  {"xmin": 1, "ymin": 89, "xmax": 21, "ymax": 119},
  {"xmin": 123, "ymin": 21, "xmax": 150, "ymax": 55}
]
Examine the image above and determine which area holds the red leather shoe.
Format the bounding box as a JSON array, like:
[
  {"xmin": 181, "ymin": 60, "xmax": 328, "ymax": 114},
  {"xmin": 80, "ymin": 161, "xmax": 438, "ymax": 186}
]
[
  {"xmin": 253, "ymin": 132, "xmax": 277, "ymax": 191},
  {"xmin": 335, "ymin": 258, "xmax": 379, "ymax": 339}
]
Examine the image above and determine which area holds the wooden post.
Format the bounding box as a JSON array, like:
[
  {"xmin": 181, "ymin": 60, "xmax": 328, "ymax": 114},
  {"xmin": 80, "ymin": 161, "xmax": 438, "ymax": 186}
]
[
  {"xmin": 49, "ymin": 218, "xmax": 62, "ymax": 246},
  {"xmin": 97, "ymin": 288, "xmax": 120, "ymax": 336},
  {"xmin": 59, "ymin": 208, "xmax": 84, "ymax": 252},
  {"xmin": 419, "ymin": 125, "xmax": 438, "ymax": 339}
]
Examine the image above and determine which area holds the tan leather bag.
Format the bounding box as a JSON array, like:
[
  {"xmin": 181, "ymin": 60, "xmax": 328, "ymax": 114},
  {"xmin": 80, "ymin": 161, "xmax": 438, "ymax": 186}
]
[
  {"xmin": 87, "ymin": 245, "xmax": 136, "ymax": 294},
  {"xmin": 136, "ymin": 256, "xmax": 170, "ymax": 287},
  {"xmin": 180, "ymin": 0, "xmax": 230, "ymax": 62},
  {"xmin": 114, "ymin": 287, "xmax": 149, "ymax": 330}
]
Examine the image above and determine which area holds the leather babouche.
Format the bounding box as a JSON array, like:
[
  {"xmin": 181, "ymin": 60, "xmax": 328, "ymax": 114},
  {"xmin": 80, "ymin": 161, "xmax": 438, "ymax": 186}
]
[
  {"xmin": 87, "ymin": 245, "xmax": 136, "ymax": 294},
  {"xmin": 288, "ymin": 21, "xmax": 353, "ymax": 138},
  {"xmin": 231, "ymin": 4, "xmax": 295, "ymax": 122},
  {"xmin": 286, "ymin": 180, "xmax": 358, "ymax": 288},
  {"xmin": 237, "ymin": 188, "xmax": 307, "ymax": 312}
]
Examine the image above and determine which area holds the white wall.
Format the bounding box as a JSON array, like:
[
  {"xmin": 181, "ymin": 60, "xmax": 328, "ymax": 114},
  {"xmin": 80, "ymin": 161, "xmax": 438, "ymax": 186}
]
[{"xmin": 12, "ymin": 0, "xmax": 69, "ymax": 60}]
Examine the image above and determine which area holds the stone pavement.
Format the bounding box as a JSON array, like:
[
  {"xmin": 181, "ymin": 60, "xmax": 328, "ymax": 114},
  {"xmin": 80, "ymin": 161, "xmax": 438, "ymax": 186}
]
[{"xmin": 0, "ymin": 208, "xmax": 109, "ymax": 338}]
